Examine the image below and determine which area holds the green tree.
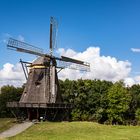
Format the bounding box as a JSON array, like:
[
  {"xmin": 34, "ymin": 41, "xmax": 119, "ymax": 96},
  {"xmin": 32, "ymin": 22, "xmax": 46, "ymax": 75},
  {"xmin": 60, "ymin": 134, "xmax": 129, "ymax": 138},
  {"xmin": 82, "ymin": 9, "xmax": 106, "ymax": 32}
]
[
  {"xmin": 129, "ymin": 84, "xmax": 140, "ymax": 121},
  {"xmin": 70, "ymin": 79, "xmax": 112, "ymax": 121},
  {"xmin": 135, "ymin": 108, "xmax": 140, "ymax": 122},
  {"xmin": 106, "ymin": 81, "xmax": 131, "ymax": 124},
  {"xmin": 89, "ymin": 80, "xmax": 112, "ymax": 122},
  {"xmin": 0, "ymin": 85, "xmax": 23, "ymax": 117},
  {"xmin": 60, "ymin": 79, "xmax": 77, "ymax": 104}
]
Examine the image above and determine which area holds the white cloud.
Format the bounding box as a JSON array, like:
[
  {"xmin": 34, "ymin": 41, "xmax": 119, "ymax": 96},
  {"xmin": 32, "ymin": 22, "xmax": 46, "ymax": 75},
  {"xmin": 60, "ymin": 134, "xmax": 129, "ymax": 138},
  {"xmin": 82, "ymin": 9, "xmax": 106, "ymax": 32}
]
[
  {"xmin": 124, "ymin": 77, "xmax": 135, "ymax": 87},
  {"xmin": 0, "ymin": 63, "xmax": 25, "ymax": 87},
  {"xmin": 1, "ymin": 46, "xmax": 140, "ymax": 87},
  {"xmin": 124, "ymin": 76, "xmax": 140, "ymax": 87},
  {"xmin": 131, "ymin": 48, "xmax": 140, "ymax": 53},
  {"xmin": 57, "ymin": 48, "xmax": 77, "ymax": 57},
  {"xmin": 57, "ymin": 47, "xmax": 132, "ymax": 83}
]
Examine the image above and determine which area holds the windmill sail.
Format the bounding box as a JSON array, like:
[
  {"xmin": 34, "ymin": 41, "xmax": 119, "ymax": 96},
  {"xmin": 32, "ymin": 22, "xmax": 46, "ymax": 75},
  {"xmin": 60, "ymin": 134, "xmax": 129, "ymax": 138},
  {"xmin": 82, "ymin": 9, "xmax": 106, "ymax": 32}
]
[
  {"xmin": 7, "ymin": 38, "xmax": 45, "ymax": 57},
  {"xmin": 50, "ymin": 17, "xmax": 58, "ymax": 55},
  {"xmin": 61, "ymin": 56, "xmax": 89, "ymax": 66},
  {"xmin": 56, "ymin": 56, "xmax": 90, "ymax": 71}
]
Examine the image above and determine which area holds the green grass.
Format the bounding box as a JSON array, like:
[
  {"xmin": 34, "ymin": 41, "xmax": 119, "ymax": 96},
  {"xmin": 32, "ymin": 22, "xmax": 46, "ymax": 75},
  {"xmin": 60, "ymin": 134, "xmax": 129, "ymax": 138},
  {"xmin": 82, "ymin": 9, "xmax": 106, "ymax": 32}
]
[
  {"xmin": 8, "ymin": 121, "xmax": 140, "ymax": 140},
  {"xmin": 0, "ymin": 118, "xmax": 16, "ymax": 133}
]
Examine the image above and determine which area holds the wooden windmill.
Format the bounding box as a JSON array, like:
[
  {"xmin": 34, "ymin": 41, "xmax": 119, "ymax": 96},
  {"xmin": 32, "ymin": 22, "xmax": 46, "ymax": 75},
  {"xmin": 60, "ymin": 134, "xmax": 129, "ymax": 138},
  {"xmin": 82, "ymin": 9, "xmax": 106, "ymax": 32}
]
[{"xmin": 7, "ymin": 17, "xmax": 90, "ymax": 121}]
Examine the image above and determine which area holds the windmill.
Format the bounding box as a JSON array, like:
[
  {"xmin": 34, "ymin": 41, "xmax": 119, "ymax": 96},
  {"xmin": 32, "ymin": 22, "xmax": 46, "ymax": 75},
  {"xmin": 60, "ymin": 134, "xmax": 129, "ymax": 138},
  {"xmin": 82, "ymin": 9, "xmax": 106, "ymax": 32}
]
[{"xmin": 7, "ymin": 17, "xmax": 90, "ymax": 121}]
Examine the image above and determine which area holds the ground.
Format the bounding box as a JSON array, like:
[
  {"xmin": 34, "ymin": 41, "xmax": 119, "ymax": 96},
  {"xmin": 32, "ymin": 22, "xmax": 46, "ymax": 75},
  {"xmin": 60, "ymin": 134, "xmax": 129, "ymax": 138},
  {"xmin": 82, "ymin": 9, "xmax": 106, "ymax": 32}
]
[
  {"xmin": 0, "ymin": 121, "xmax": 33, "ymax": 139},
  {"xmin": 0, "ymin": 118, "xmax": 15, "ymax": 133},
  {"xmin": 7, "ymin": 121, "xmax": 140, "ymax": 140}
]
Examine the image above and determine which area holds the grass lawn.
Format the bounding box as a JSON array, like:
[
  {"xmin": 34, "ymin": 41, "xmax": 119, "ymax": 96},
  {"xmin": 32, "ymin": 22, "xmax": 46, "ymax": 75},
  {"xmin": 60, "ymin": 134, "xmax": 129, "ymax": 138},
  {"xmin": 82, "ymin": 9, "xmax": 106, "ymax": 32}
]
[
  {"xmin": 8, "ymin": 121, "xmax": 140, "ymax": 140},
  {"xmin": 0, "ymin": 118, "xmax": 16, "ymax": 133}
]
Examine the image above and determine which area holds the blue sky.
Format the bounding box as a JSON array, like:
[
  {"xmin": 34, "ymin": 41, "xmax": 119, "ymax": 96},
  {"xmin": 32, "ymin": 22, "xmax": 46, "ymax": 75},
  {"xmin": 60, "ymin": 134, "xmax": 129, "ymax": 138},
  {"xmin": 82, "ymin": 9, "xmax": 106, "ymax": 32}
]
[{"xmin": 0, "ymin": 0, "xmax": 140, "ymax": 86}]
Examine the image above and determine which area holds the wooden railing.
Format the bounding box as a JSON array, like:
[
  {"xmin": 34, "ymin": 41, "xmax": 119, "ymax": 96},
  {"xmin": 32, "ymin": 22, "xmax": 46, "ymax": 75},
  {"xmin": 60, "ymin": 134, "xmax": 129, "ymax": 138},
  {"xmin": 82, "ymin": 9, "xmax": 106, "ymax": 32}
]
[{"xmin": 7, "ymin": 102, "xmax": 73, "ymax": 109}]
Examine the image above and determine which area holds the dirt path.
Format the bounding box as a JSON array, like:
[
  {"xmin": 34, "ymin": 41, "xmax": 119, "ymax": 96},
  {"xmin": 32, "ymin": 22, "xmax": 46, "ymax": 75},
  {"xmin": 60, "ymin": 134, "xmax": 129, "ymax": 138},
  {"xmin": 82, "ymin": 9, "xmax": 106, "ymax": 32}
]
[{"xmin": 0, "ymin": 121, "xmax": 33, "ymax": 138}]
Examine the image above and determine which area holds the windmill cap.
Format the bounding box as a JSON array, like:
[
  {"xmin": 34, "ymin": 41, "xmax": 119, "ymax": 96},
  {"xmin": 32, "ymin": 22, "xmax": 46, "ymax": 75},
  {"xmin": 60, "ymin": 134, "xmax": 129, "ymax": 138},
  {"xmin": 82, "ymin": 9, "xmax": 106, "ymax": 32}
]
[{"xmin": 32, "ymin": 57, "xmax": 50, "ymax": 65}]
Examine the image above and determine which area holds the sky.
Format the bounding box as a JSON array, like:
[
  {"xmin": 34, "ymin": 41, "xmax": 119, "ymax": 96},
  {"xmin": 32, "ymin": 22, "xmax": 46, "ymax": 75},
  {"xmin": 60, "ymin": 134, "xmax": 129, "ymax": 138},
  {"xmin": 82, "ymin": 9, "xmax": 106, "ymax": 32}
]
[{"xmin": 0, "ymin": 0, "xmax": 140, "ymax": 87}]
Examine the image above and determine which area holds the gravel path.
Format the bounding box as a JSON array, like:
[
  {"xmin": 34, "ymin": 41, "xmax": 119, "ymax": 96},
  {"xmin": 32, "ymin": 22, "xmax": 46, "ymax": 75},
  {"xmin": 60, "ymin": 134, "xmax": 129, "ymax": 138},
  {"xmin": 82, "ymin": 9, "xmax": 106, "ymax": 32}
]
[{"xmin": 0, "ymin": 121, "xmax": 33, "ymax": 138}]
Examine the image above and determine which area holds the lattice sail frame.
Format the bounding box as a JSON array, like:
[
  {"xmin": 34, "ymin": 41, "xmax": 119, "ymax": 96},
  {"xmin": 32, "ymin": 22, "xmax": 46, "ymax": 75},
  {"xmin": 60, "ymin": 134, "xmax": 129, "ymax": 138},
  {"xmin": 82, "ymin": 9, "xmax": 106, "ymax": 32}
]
[
  {"xmin": 7, "ymin": 38, "xmax": 90, "ymax": 72},
  {"xmin": 7, "ymin": 38, "xmax": 44, "ymax": 56},
  {"xmin": 57, "ymin": 59, "xmax": 90, "ymax": 71},
  {"xmin": 50, "ymin": 17, "xmax": 58, "ymax": 51}
]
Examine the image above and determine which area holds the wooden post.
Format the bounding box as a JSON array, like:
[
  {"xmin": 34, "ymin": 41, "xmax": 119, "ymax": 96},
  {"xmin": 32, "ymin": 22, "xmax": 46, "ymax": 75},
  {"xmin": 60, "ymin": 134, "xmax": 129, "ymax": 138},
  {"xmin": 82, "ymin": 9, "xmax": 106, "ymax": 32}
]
[
  {"xmin": 37, "ymin": 109, "xmax": 39, "ymax": 120},
  {"xmin": 27, "ymin": 108, "xmax": 31, "ymax": 120}
]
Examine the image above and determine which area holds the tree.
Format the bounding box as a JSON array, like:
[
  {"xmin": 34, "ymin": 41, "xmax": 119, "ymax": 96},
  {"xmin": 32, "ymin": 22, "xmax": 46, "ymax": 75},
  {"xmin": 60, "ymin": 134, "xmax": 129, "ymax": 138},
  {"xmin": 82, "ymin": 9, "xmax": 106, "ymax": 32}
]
[
  {"xmin": 106, "ymin": 81, "xmax": 131, "ymax": 124},
  {"xmin": 135, "ymin": 108, "xmax": 140, "ymax": 122},
  {"xmin": 68, "ymin": 79, "xmax": 112, "ymax": 121},
  {"xmin": 129, "ymin": 84, "xmax": 140, "ymax": 121},
  {"xmin": 0, "ymin": 85, "xmax": 23, "ymax": 117}
]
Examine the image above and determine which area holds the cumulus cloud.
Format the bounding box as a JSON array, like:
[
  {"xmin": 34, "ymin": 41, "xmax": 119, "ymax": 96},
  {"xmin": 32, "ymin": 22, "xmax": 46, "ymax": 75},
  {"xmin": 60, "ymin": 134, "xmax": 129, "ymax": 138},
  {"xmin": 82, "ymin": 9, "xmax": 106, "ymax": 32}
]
[
  {"xmin": 124, "ymin": 77, "xmax": 135, "ymax": 87},
  {"xmin": 131, "ymin": 48, "xmax": 140, "ymax": 53},
  {"xmin": 0, "ymin": 63, "xmax": 25, "ymax": 87},
  {"xmin": 1, "ymin": 46, "xmax": 140, "ymax": 87},
  {"xmin": 124, "ymin": 76, "xmax": 140, "ymax": 87},
  {"xmin": 57, "ymin": 47, "xmax": 132, "ymax": 83}
]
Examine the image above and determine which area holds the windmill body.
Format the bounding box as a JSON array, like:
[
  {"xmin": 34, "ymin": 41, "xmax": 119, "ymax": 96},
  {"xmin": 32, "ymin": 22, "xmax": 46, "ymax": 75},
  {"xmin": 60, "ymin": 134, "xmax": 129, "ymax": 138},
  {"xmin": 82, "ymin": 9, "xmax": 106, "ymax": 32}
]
[
  {"xmin": 20, "ymin": 56, "xmax": 62, "ymax": 104},
  {"xmin": 7, "ymin": 17, "xmax": 90, "ymax": 121}
]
